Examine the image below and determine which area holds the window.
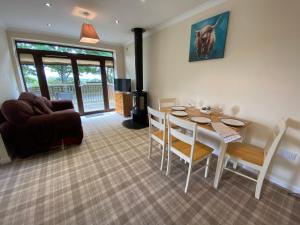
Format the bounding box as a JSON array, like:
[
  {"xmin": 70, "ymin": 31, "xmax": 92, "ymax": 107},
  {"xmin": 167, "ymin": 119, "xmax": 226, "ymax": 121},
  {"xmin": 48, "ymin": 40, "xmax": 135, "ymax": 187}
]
[
  {"xmin": 16, "ymin": 40, "xmax": 116, "ymax": 115},
  {"xmin": 19, "ymin": 54, "xmax": 41, "ymax": 96},
  {"xmin": 16, "ymin": 41, "xmax": 113, "ymax": 57}
]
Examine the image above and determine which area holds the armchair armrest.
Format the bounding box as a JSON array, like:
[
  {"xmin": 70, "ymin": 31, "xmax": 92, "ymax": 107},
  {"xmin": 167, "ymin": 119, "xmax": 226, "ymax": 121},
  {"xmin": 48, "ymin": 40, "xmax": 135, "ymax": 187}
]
[
  {"xmin": 51, "ymin": 100, "xmax": 74, "ymax": 111},
  {"xmin": 20, "ymin": 110, "xmax": 82, "ymax": 142},
  {"xmin": 27, "ymin": 110, "xmax": 80, "ymax": 128}
]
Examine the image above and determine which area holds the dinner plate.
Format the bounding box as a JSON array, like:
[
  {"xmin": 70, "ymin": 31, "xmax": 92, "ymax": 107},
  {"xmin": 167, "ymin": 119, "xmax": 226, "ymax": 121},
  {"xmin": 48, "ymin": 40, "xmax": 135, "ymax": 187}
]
[
  {"xmin": 221, "ymin": 118, "xmax": 245, "ymax": 127},
  {"xmin": 190, "ymin": 117, "xmax": 211, "ymax": 124},
  {"xmin": 171, "ymin": 106, "xmax": 186, "ymax": 111},
  {"xmin": 171, "ymin": 111, "xmax": 188, "ymax": 117}
]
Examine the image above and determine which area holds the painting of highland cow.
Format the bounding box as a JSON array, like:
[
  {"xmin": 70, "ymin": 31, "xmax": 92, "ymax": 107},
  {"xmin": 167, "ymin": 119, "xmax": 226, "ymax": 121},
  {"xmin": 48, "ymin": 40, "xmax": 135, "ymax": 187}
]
[{"xmin": 189, "ymin": 11, "xmax": 230, "ymax": 62}]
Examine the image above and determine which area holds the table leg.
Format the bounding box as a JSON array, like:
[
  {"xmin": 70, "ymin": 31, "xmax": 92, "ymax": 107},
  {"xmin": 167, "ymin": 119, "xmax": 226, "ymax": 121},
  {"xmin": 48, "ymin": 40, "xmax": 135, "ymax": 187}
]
[{"xmin": 213, "ymin": 141, "xmax": 228, "ymax": 189}]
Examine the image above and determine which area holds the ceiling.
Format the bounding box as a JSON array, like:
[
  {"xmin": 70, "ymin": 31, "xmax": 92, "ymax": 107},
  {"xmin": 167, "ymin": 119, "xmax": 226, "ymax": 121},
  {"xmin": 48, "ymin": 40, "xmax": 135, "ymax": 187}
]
[{"xmin": 0, "ymin": 0, "xmax": 210, "ymax": 45}]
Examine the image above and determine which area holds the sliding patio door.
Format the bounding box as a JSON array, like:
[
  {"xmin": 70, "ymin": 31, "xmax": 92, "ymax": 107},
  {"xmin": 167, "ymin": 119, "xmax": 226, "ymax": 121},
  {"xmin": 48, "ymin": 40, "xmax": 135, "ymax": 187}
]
[
  {"xmin": 17, "ymin": 43, "xmax": 116, "ymax": 115},
  {"xmin": 77, "ymin": 60, "xmax": 105, "ymax": 113},
  {"xmin": 105, "ymin": 60, "xmax": 116, "ymax": 109},
  {"xmin": 42, "ymin": 57, "xmax": 79, "ymax": 111},
  {"xmin": 39, "ymin": 57, "xmax": 113, "ymax": 115}
]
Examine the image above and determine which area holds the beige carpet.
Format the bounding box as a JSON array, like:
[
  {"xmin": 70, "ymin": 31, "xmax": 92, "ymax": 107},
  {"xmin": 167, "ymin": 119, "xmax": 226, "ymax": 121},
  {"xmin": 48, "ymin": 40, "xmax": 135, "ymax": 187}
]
[{"xmin": 0, "ymin": 112, "xmax": 299, "ymax": 225}]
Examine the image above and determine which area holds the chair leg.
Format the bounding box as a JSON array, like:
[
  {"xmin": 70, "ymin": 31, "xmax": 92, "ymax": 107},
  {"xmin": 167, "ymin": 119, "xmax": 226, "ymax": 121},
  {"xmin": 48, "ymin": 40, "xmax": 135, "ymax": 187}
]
[
  {"xmin": 255, "ymin": 170, "xmax": 267, "ymax": 199},
  {"xmin": 204, "ymin": 155, "xmax": 211, "ymax": 178},
  {"xmin": 160, "ymin": 144, "xmax": 165, "ymax": 171},
  {"xmin": 185, "ymin": 163, "xmax": 193, "ymax": 193},
  {"xmin": 148, "ymin": 138, "xmax": 152, "ymax": 159},
  {"xmin": 166, "ymin": 149, "xmax": 172, "ymax": 175}
]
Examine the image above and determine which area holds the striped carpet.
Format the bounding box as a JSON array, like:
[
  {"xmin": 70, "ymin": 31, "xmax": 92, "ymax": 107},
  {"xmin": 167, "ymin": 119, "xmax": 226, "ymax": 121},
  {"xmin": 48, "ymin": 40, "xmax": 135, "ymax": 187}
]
[{"xmin": 0, "ymin": 112, "xmax": 299, "ymax": 225}]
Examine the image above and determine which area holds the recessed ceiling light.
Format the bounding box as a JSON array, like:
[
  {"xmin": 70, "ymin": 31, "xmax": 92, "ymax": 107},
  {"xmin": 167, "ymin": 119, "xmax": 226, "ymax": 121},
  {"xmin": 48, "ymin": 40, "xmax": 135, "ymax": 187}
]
[
  {"xmin": 46, "ymin": 23, "xmax": 52, "ymax": 27},
  {"xmin": 115, "ymin": 20, "xmax": 119, "ymax": 24},
  {"xmin": 44, "ymin": 2, "xmax": 52, "ymax": 7},
  {"xmin": 140, "ymin": 0, "xmax": 146, "ymax": 2}
]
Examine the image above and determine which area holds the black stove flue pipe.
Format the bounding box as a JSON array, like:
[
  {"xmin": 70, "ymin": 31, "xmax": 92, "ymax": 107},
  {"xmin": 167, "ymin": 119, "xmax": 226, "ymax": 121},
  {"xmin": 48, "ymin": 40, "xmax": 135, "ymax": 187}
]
[
  {"xmin": 132, "ymin": 28, "xmax": 145, "ymax": 92},
  {"xmin": 122, "ymin": 28, "xmax": 148, "ymax": 129}
]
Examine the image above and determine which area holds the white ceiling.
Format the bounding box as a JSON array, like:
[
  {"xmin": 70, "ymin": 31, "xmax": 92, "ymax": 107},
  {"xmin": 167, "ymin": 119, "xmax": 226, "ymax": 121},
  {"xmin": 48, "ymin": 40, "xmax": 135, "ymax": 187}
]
[{"xmin": 0, "ymin": 0, "xmax": 210, "ymax": 45}]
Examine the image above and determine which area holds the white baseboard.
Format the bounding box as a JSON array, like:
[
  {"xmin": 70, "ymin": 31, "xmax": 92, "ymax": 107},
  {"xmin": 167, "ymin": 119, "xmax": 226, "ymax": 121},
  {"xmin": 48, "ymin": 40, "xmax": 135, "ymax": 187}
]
[{"xmin": 267, "ymin": 174, "xmax": 300, "ymax": 194}]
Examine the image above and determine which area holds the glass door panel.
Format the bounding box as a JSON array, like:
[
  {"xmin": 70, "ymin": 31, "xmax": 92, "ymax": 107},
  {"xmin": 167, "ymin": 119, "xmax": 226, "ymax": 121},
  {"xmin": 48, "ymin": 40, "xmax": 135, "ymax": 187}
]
[
  {"xmin": 19, "ymin": 54, "xmax": 41, "ymax": 96},
  {"xmin": 42, "ymin": 57, "xmax": 79, "ymax": 111},
  {"xmin": 105, "ymin": 60, "xmax": 115, "ymax": 109},
  {"xmin": 77, "ymin": 60, "xmax": 104, "ymax": 112}
]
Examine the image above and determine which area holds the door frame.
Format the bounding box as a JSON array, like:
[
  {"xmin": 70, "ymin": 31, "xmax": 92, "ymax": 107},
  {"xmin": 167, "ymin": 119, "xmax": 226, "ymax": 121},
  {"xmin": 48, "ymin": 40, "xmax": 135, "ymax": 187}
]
[{"xmin": 16, "ymin": 47, "xmax": 115, "ymax": 115}]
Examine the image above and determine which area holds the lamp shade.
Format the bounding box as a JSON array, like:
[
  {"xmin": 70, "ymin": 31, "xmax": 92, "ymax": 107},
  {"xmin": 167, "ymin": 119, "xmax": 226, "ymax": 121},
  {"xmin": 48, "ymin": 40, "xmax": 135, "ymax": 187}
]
[{"xmin": 80, "ymin": 23, "xmax": 100, "ymax": 44}]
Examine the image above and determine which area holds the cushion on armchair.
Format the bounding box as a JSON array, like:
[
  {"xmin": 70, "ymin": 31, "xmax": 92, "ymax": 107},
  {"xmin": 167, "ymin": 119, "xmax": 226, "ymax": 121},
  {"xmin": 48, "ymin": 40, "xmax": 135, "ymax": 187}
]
[
  {"xmin": 0, "ymin": 111, "xmax": 5, "ymax": 124},
  {"xmin": 1, "ymin": 100, "xmax": 35, "ymax": 124},
  {"xmin": 19, "ymin": 92, "xmax": 53, "ymax": 115}
]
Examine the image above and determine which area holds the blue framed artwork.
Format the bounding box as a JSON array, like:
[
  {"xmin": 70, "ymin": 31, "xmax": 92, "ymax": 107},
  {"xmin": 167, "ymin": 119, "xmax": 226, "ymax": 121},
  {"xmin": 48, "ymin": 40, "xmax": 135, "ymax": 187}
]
[{"xmin": 189, "ymin": 11, "xmax": 230, "ymax": 62}]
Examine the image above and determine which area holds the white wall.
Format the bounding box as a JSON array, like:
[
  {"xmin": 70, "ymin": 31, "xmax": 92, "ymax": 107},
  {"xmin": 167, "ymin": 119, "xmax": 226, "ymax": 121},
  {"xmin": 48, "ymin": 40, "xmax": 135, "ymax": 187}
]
[
  {"xmin": 125, "ymin": 0, "xmax": 300, "ymax": 192},
  {"xmin": 0, "ymin": 26, "xmax": 18, "ymax": 163},
  {"xmin": 0, "ymin": 27, "xmax": 19, "ymax": 105}
]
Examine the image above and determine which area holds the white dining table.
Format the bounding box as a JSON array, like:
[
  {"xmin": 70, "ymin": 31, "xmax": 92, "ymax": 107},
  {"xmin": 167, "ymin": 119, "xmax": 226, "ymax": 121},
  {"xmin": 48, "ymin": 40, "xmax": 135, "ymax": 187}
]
[{"xmin": 160, "ymin": 107, "xmax": 250, "ymax": 189}]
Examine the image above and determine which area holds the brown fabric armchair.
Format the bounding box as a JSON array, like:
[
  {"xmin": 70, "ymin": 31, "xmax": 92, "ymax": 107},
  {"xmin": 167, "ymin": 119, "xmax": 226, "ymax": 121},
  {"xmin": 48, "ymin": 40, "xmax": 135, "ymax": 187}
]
[{"xmin": 0, "ymin": 92, "xmax": 83, "ymax": 158}]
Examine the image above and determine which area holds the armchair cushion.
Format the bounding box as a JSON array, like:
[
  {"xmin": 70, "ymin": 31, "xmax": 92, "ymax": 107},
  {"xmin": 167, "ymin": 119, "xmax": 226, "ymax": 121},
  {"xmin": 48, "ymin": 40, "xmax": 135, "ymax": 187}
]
[
  {"xmin": 19, "ymin": 92, "xmax": 53, "ymax": 115},
  {"xmin": 1, "ymin": 100, "xmax": 34, "ymax": 125},
  {"xmin": 0, "ymin": 111, "xmax": 5, "ymax": 124}
]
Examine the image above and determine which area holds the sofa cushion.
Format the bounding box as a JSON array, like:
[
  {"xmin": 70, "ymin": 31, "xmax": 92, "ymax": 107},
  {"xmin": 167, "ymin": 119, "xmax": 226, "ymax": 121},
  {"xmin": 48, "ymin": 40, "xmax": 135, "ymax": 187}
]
[
  {"xmin": 1, "ymin": 100, "xmax": 34, "ymax": 124},
  {"xmin": 18, "ymin": 92, "xmax": 36, "ymax": 104},
  {"xmin": 42, "ymin": 97, "xmax": 53, "ymax": 109},
  {"xmin": 0, "ymin": 111, "xmax": 5, "ymax": 124},
  {"xmin": 19, "ymin": 92, "xmax": 53, "ymax": 115},
  {"xmin": 35, "ymin": 97, "xmax": 53, "ymax": 114}
]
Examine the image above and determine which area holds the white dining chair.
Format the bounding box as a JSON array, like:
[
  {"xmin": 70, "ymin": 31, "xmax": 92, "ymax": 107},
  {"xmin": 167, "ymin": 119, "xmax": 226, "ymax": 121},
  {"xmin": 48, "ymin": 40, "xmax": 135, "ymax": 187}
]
[
  {"xmin": 222, "ymin": 119, "xmax": 287, "ymax": 199},
  {"xmin": 148, "ymin": 106, "xmax": 168, "ymax": 171},
  {"xmin": 158, "ymin": 98, "xmax": 177, "ymax": 110},
  {"xmin": 166, "ymin": 115, "xmax": 213, "ymax": 193}
]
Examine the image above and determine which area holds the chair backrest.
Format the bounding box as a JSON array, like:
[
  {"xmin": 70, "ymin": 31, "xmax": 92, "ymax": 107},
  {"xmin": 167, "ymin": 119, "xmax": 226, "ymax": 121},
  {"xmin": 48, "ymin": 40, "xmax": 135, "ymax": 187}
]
[
  {"xmin": 148, "ymin": 106, "xmax": 166, "ymax": 137},
  {"xmin": 263, "ymin": 119, "xmax": 287, "ymax": 165},
  {"xmin": 168, "ymin": 115, "xmax": 197, "ymax": 158},
  {"xmin": 158, "ymin": 98, "xmax": 177, "ymax": 110}
]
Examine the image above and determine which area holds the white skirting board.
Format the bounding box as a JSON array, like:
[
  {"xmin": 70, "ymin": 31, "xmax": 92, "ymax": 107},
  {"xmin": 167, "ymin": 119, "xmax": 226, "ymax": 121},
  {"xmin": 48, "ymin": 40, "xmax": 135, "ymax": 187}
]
[{"xmin": 267, "ymin": 174, "xmax": 300, "ymax": 195}]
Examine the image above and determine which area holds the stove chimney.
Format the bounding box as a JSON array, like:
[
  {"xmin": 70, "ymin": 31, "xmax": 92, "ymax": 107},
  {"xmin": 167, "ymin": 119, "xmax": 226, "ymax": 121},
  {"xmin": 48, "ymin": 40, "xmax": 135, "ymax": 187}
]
[
  {"xmin": 122, "ymin": 28, "xmax": 148, "ymax": 129},
  {"xmin": 132, "ymin": 28, "xmax": 145, "ymax": 92}
]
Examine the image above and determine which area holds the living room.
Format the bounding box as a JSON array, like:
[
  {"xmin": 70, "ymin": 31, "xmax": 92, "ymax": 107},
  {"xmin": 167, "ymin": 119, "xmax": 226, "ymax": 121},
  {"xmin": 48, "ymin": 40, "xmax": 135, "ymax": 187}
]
[{"xmin": 0, "ymin": 0, "xmax": 299, "ymax": 224}]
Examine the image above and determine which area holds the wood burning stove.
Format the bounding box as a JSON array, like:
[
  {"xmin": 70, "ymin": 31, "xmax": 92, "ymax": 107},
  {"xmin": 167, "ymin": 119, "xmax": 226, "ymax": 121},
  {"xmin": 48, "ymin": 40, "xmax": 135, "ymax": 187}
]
[{"xmin": 122, "ymin": 28, "xmax": 148, "ymax": 129}]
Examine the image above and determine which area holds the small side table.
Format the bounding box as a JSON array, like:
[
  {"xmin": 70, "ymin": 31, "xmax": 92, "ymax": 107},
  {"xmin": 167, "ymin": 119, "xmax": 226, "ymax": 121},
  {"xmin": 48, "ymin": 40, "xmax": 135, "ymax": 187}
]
[{"xmin": 115, "ymin": 92, "xmax": 133, "ymax": 117}]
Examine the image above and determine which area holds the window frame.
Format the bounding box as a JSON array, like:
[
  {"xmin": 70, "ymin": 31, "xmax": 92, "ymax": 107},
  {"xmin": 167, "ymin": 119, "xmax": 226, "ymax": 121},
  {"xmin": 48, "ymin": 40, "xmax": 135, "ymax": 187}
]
[
  {"xmin": 15, "ymin": 40, "xmax": 114, "ymax": 57},
  {"xmin": 15, "ymin": 40, "xmax": 116, "ymax": 115}
]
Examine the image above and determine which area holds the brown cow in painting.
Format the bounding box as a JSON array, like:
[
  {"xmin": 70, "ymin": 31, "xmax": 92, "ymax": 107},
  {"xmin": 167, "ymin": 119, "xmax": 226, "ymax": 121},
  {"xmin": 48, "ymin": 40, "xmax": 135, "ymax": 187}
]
[{"xmin": 195, "ymin": 15, "xmax": 222, "ymax": 57}]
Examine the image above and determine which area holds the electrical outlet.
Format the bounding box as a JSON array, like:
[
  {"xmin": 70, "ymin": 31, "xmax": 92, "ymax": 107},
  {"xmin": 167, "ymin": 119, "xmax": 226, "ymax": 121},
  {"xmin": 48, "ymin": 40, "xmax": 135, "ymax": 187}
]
[{"xmin": 278, "ymin": 150, "xmax": 298, "ymax": 161}]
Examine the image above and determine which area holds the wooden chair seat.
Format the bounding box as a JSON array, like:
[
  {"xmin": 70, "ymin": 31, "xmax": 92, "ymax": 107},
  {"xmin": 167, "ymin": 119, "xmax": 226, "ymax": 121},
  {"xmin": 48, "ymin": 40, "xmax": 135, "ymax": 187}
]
[
  {"xmin": 172, "ymin": 140, "xmax": 213, "ymax": 161},
  {"xmin": 227, "ymin": 142, "xmax": 264, "ymax": 166}
]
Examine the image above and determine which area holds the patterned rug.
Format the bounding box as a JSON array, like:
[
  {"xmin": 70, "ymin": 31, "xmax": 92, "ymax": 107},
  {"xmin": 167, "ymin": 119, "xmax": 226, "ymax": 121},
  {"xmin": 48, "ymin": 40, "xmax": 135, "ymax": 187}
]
[{"xmin": 0, "ymin": 112, "xmax": 299, "ymax": 225}]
